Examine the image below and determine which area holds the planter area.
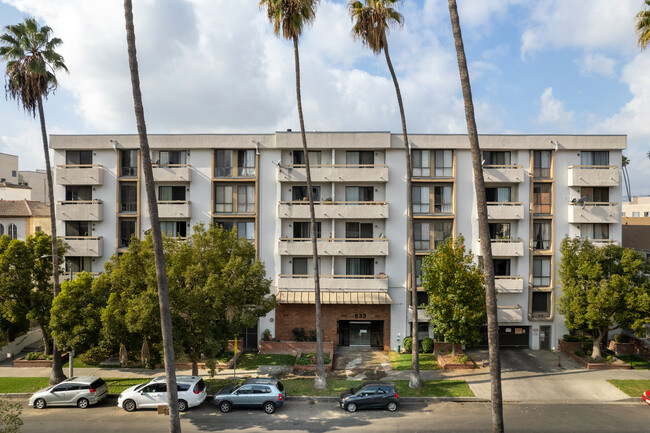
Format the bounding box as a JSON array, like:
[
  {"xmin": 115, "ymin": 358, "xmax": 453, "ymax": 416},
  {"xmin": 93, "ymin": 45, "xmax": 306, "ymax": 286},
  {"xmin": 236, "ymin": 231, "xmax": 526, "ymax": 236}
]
[
  {"xmin": 13, "ymin": 352, "xmax": 69, "ymax": 368},
  {"xmin": 293, "ymin": 350, "xmax": 333, "ymax": 371},
  {"xmin": 558, "ymin": 339, "xmax": 631, "ymax": 370},
  {"xmin": 434, "ymin": 348, "xmax": 476, "ymax": 371}
]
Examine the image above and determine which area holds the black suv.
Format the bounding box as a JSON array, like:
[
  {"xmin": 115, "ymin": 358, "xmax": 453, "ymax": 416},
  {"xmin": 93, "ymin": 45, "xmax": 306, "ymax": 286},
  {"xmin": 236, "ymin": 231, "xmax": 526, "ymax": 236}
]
[{"xmin": 339, "ymin": 382, "xmax": 399, "ymax": 413}]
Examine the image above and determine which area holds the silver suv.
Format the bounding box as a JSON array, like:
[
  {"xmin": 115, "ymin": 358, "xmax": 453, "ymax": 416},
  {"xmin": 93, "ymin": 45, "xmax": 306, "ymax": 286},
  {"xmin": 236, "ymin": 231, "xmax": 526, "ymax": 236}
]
[
  {"xmin": 29, "ymin": 376, "xmax": 108, "ymax": 409},
  {"xmin": 214, "ymin": 377, "xmax": 286, "ymax": 414}
]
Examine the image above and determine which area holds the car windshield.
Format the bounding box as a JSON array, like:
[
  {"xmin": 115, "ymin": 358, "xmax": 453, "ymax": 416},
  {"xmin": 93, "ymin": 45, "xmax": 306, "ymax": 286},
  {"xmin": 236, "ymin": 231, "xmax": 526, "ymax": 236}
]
[
  {"xmin": 231, "ymin": 384, "xmax": 243, "ymax": 393},
  {"xmin": 352, "ymin": 385, "xmax": 365, "ymax": 394},
  {"xmin": 134, "ymin": 383, "xmax": 147, "ymax": 392}
]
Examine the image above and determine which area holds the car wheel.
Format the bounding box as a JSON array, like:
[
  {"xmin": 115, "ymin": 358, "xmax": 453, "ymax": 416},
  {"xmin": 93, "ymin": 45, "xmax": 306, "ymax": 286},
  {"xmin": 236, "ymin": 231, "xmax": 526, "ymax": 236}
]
[
  {"xmin": 387, "ymin": 401, "xmax": 397, "ymax": 412},
  {"xmin": 34, "ymin": 398, "xmax": 46, "ymax": 409},
  {"xmin": 346, "ymin": 402, "xmax": 357, "ymax": 413},
  {"xmin": 178, "ymin": 400, "xmax": 188, "ymax": 412},
  {"xmin": 263, "ymin": 402, "xmax": 276, "ymax": 414},
  {"xmin": 77, "ymin": 398, "xmax": 89, "ymax": 409},
  {"xmin": 219, "ymin": 401, "xmax": 231, "ymax": 413},
  {"xmin": 123, "ymin": 399, "xmax": 137, "ymax": 412}
]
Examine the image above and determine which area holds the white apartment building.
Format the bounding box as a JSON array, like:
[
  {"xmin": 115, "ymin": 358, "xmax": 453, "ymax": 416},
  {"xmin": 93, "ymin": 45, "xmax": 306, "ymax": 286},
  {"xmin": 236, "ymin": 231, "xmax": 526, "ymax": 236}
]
[{"xmin": 50, "ymin": 132, "xmax": 625, "ymax": 352}]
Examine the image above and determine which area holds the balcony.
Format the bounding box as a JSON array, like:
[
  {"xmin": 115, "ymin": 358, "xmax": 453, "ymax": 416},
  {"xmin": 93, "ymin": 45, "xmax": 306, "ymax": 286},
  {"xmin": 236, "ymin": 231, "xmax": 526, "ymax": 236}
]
[
  {"xmin": 56, "ymin": 201, "xmax": 102, "ymax": 221},
  {"xmin": 497, "ymin": 306, "xmax": 523, "ymax": 323},
  {"xmin": 478, "ymin": 239, "xmax": 524, "ymax": 257},
  {"xmin": 152, "ymin": 164, "xmax": 192, "ymax": 182},
  {"xmin": 483, "ymin": 165, "xmax": 524, "ymax": 183},
  {"xmin": 55, "ymin": 165, "xmax": 104, "ymax": 186},
  {"xmin": 278, "ymin": 201, "xmax": 389, "ymax": 219},
  {"xmin": 61, "ymin": 271, "xmax": 101, "ymax": 281},
  {"xmin": 568, "ymin": 203, "xmax": 619, "ymax": 224},
  {"xmin": 278, "ymin": 238, "xmax": 388, "ymax": 256},
  {"xmin": 494, "ymin": 276, "xmax": 524, "ymax": 293},
  {"xmin": 590, "ymin": 239, "xmax": 617, "ymax": 247},
  {"xmin": 487, "ymin": 202, "xmax": 525, "ymax": 220},
  {"xmin": 278, "ymin": 164, "xmax": 388, "ymax": 183},
  {"xmin": 277, "ymin": 274, "xmax": 389, "ymax": 291},
  {"xmin": 568, "ymin": 165, "xmax": 619, "ymax": 187},
  {"xmin": 156, "ymin": 201, "xmax": 192, "ymax": 219},
  {"xmin": 61, "ymin": 236, "xmax": 102, "ymax": 257}
]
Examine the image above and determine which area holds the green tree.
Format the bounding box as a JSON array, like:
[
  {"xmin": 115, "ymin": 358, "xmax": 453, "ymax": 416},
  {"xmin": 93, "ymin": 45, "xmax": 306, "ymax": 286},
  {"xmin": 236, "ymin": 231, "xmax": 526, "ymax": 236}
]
[
  {"xmin": 558, "ymin": 237, "xmax": 650, "ymax": 359},
  {"xmin": 1, "ymin": 17, "xmax": 68, "ymax": 385},
  {"xmin": 447, "ymin": 2, "xmax": 503, "ymax": 431},
  {"xmin": 348, "ymin": 0, "xmax": 420, "ymax": 390},
  {"xmin": 422, "ymin": 235, "xmax": 485, "ymax": 357},
  {"xmin": 259, "ymin": 0, "xmax": 326, "ymax": 390},
  {"xmin": 0, "ymin": 397, "xmax": 23, "ymax": 433},
  {"xmin": 636, "ymin": 0, "xmax": 650, "ymax": 49}
]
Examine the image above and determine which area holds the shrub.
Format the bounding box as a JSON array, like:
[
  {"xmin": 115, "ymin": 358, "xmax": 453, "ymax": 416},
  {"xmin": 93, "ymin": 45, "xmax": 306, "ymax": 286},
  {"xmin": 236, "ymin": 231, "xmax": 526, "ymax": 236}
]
[
  {"xmin": 563, "ymin": 334, "xmax": 591, "ymax": 343},
  {"xmin": 458, "ymin": 354, "xmax": 470, "ymax": 364},
  {"xmin": 422, "ymin": 337, "xmax": 434, "ymax": 353},
  {"xmin": 298, "ymin": 352, "xmax": 330, "ymax": 365},
  {"xmin": 292, "ymin": 327, "xmax": 306, "ymax": 341},
  {"xmin": 204, "ymin": 358, "xmax": 217, "ymax": 378},
  {"xmin": 613, "ymin": 334, "xmax": 630, "ymax": 343},
  {"xmin": 262, "ymin": 329, "xmax": 272, "ymax": 342},
  {"xmin": 80, "ymin": 346, "xmax": 109, "ymax": 366},
  {"xmin": 308, "ymin": 329, "xmax": 317, "ymax": 342},
  {"xmin": 402, "ymin": 337, "xmax": 412, "ymax": 353}
]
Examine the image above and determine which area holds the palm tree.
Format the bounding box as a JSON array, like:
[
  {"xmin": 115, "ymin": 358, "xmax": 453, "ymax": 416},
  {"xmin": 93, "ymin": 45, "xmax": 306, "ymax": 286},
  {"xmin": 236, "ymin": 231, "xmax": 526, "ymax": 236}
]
[
  {"xmin": 260, "ymin": 0, "xmax": 326, "ymax": 390},
  {"xmin": 1, "ymin": 18, "xmax": 67, "ymax": 385},
  {"xmin": 447, "ymin": 1, "xmax": 503, "ymax": 432},
  {"xmin": 348, "ymin": 0, "xmax": 420, "ymax": 389},
  {"xmin": 123, "ymin": 1, "xmax": 181, "ymax": 431},
  {"xmin": 622, "ymin": 156, "xmax": 631, "ymax": 202},
  {"xmin": 636, "ymin": 0, "xmax": 650, "ymax": 49}
]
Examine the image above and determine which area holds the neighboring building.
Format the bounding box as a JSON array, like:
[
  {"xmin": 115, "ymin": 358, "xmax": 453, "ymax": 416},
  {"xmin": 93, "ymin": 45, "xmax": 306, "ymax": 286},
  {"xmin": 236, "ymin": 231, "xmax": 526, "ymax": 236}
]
[
  {"xmin": 0, "ymin": 152, "xmax": 49, "ymax": 202},
  {"xmin": 0, "ymin": 180, "xmax": 32, "ymax": 200},
  {"xmin": 0, "ymin": 152, "xmax": 19, "ymax": 184},
  {"xmin": 622, "ymin": 196, "xmax": 650, "ymax": 218},
  {"xmin": 622, "ymin": 217, "xmax": 650, "ymax": 261},
  {"xmin": 0, "ymin": 199, "xmax": 51, "ymax": 240},
  {"xmin": 50, "ymin": 133, "xmax": 625, "ymax": 352},
  {"xmin": 19, "ymin": 169, "xmax": 48, "ymax": 202}
]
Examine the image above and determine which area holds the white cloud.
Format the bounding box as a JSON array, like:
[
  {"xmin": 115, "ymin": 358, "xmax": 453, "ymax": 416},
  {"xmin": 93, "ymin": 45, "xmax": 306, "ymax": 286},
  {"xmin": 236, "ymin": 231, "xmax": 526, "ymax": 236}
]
[
  {"xmin": 537, "ymin": 87, "xmax": 574, "ymax": 128},
  {"xmin": 575, "ymin": 53, "xmax": 616, "ymax": 77}
]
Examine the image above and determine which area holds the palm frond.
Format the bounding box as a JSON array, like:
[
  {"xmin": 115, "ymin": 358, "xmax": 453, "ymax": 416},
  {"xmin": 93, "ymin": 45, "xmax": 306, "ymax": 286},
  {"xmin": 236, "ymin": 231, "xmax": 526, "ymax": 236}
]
[
  {"xmin": 636, "ymin": 0, "xmax": 650, "ymax": 49},
  {"xmin": 348, "ymin": 0, "xmax": 403, "ymax": 55}
]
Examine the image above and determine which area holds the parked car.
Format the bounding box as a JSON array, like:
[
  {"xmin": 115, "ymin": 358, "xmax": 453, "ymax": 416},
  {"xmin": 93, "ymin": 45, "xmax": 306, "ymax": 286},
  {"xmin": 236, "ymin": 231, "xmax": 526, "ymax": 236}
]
[
  {"xmin": 339, "ymin": 382, "xmax": 399, "ymax": 413},
  {"xmin": 117, "ymin": 375, "xmax": 206, "ymax": 412},
  {"xmin": 214, "ymin": 377, "xmax": 286, "ymax": 414},
  {"xmin": 29, "ymin": 376, "xmax": 108, "ymax": 409}
]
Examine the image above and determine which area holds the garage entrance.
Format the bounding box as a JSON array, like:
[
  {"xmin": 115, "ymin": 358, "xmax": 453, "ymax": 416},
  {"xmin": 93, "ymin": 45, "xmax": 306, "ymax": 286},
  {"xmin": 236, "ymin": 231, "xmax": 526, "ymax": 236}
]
[{"xmin": 479, "ymin": 326, "xmax": 530, "ymax": 348}]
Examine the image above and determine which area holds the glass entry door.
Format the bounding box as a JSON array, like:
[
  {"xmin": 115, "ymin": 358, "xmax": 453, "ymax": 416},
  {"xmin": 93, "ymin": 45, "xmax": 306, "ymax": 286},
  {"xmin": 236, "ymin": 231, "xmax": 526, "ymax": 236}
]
[{"xmin": 349, "ymin": 322, "xmax": 371, "ymax": 346}]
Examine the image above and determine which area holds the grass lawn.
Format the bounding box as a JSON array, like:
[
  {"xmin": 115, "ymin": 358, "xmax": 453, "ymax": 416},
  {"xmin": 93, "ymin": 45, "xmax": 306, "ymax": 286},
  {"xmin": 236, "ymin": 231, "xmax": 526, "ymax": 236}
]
[
  {"xmin": 234, "ymin": 352, "xmax": 296, "ymax": 370},
  {"xmin": 617, "ymin": 355, "xmax": 650, "ymax": 370},
  {"xmin": 0, "ymin": 377, "xmax": 50, "ymax": 393},
  {"xmin": 389, "ymin": 352, "xmax": 439, "ymax": 370},
  {"xmin": 62, "ymin": 360, "xmax": 100, "ymax": 369},
  {"xmin": 275, "ymin": 379, "xmax": 473, "ymax": 398},
  {"xmin": 608, "ymin": 379, "xmax": 650, "ymax": 397}
]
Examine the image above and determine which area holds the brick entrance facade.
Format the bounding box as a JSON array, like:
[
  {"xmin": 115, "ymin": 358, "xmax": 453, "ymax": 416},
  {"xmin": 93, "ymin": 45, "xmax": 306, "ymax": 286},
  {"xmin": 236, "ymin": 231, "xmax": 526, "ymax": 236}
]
[{"xmin": 275, "ymin": 303, "xmax": 391, "ymax": 351}]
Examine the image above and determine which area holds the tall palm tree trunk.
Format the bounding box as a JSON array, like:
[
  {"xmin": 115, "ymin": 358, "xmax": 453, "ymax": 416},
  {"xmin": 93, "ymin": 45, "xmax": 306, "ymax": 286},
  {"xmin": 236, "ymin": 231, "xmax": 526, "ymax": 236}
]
[
  {"xmin": 293, "ymin": 35, "xmax": 326, "ymax": 389},
  {"xmin": 447, "ymin": 2, "xmax": 503, "ymax": 432},
  {"xmin": 123, "ymin": 1, "xmax": 181, "ymax": 431},
  {"xmin": 382, "ymin": 34, "xmax": 420, "ymax": 389},
  {"xmin": 38, "ymin": 95, "xmax": 65, "ymax": 385}
]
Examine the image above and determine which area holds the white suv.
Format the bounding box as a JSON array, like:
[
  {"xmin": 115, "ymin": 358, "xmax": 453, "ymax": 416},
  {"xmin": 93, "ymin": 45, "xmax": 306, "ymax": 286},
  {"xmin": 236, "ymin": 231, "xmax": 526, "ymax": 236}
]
[{"xmin": 118, "ymin": 375, "xmax": 206, "ymax": 412}]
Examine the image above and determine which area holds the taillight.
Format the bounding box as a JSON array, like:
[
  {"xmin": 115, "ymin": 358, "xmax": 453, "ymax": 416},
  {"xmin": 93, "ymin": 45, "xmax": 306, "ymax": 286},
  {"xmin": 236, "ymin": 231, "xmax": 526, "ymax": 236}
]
[
  {"xmin": 194, "ymin": 389, "xmax": 200, "ymax": 394},
  {"xmin": 394, "ymin": 392, "xmax": 398, "ymax": 399},
  {"xmin": 89, "ymin": 389, "xmax": 96, "ymax": 393},
  {"xmin": 278, "ymin": 394, "xmax": 283, "ymax": 401}
]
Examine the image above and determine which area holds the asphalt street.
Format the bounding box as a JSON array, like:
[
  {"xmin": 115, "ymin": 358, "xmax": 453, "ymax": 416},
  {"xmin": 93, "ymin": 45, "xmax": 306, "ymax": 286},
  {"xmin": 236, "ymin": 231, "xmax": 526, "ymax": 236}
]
[{"xmin": 13, "ymin": 398, "xmax": 649, "ymax": 433}]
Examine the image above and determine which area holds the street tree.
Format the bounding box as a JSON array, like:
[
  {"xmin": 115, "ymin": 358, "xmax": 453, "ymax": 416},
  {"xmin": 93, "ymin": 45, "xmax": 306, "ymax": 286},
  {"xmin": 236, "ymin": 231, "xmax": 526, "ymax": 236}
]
[
  {"xmin": 447, "ymin": 2, "xmax": 503, "ymax": 431},
  {"xmin": 422, "ymin": 235, "xmax": 485, "ymax": 357},
  {"xmin": 558, "ymin": 237, "xmax": 650, "ymax": 359},
  {"xmin": 1, "ymin": 17, "xmax": 68, "ymax": 385},
  {"xmin": 348, "ymin": 0, "xmax": 420, "ymax": 389}
]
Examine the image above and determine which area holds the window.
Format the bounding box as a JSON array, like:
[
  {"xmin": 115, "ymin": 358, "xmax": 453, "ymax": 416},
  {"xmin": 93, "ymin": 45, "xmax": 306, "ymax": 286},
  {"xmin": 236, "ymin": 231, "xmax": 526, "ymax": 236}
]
[
  {"xmin": 580, "ymin": 224, "xmax": 609, "ymax": 240},
  {"xmin": 11, "ymin": 170, "xmax": 17, "ymax": 177},
  {"xmin": 532, "ymin": 292, "xmax": 551, "ymax": 315},
  {"xmin": 66, "ymin": 257, "xmax": 92, "ymax": 273},
  {"xmin": 345, "ymin": 222, "xmax": 372, "ymax": 239},
  {"xmin": 345, "ymin": 186, "xmax": 373, "ymax": 202},
  {"xmin": 214, "ymin": 150, "xmax": 233, "ymax": 177},
  {"xmin": 215, "ymin": 186, "xmax": 233, "ymax": 212},
  {"xmin": 160, "ymin": 221, "xmax": 187, "ymax": 238},
  {"xmin": 293, "ymin": 150, "xmax": 321, "ymax": 165},
  {"xmin": 534, "ymin": 150, "xmax": 551, "ymax": 178},
  {"xmin": 414, "ymin": 222, "xmax": 430, "ymax": 251},
  {"xmin": 489, "ymin": 223, "xmax": 511, "ymax": 239},
  {"xmin": 120, "ymin": 149, "xmax": 138, "ymax": 177},
  {"xmin": 415, "ymin": 256, "xmax": 423, "ymax": 286},
  {"xmin": 159, "ymin": 150, "xmax": 186, "ymax": 165},
  {"xmin": 483, "ymin": 151, "xmax": 511, "ymax": 165},
  {"xmin": 485, "ymin": 187, "xmax": 512, "ymax": 203},
  {"xmin": 412, "ymin": 150, "xmax": 430, "ymax": 177},
  {"xmin": 158, "ymin": 186, "xmax": 186, "ymax": 201},
  {"xmin": 119, "ymin": 219, "xmax": 136, "ymax": 248},
  {"xmin": 416, "ymin": 291, "xmax": 429, "ymax": 307},
  {"xmin": 346, "ymin": 258, "xmax": 374, "ymax": 275},
  {"xmin": 65, "ymin": 186, "xmax": 92, "ymax": 201},
  {"xmin": 293, "ymin": 186, "xmax": 320, "ymax": 201},
  {"xmin": 65, "ymin": 221, "xmax": 91, "ymax": 237},
  {"xmin": 493, "ymin": 259, "xmax": 511, "ymax": 276},
  {"xmin": 432, "ymin": 220, "xmax": 453, "ymax": 249},
  {"xmin": 580, "ymin": 187, "xmax": 609, "ymax": 202},
  {"xmin": 434, "ymin": 150, "xmax": 453, "ymax": 177},
  {"xmin": 533, "ymin": 184, "xmax": 551, "ymax": 214},
  {"xmin": 633, "ymin": 212, "xmax": 640, "ymax": 217},
  {"xmin": 434, "ymin": 185, "xmax": 452, "ymax": 213},
  {"xmin": 533, "ymin": 257, "xmax": 551, "ymax": 287},
  {"xmin": 292, "ymin": 257, "xmax": 319, "ymax": 275},
  {"xmin": 645, "ymin": 212, "xmax": 650, "ymax": 217},
  {"xmin": 533, "ymin": 221, "xmax": 551, "ymax": 250},
  {"xmin": 237, "ymin": 150, "xmax": 255, "ymax": 176},
  {"xmin": 237, "ymin": 185, "xmax": 255, "ymax": 213},
  {"xmin": 8, "ymin": 223, "xmax": 17, "ymax": 240},
  {"xmin": 236, "ymin": 221, "xmax": 254, "ymax": 241},
  {"xmin": 346, "ymin": 151, "xmax": 374, "ymax": 166},
  {"xmin": 581, "ymin": 151, "xmax": 609, "ymax": 166},
  {"xmin": 0, "ymin": 224, "xmax": 3, "ymax": 236},
  {"xmin": 293, "ymin": 222, "xmax": 321, "ymax": 238},
  {"xmin": 66, "ymin": 150, "xmax": 92, "ymax": 165},
  {"xmin": 120, "ymin": 184, "xmax": 137, "ymax": 213},
  {"xmin": 412, "ymin": 186, "xmax": 429, "ymax": 214}
]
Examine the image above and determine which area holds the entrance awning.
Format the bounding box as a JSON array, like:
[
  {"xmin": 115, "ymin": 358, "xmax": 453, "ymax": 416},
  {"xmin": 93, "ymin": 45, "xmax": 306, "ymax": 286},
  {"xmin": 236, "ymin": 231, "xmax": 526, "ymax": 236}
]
[{"xmin": 277, "ymin": 291, "xmax": 392, "ymax": 305}]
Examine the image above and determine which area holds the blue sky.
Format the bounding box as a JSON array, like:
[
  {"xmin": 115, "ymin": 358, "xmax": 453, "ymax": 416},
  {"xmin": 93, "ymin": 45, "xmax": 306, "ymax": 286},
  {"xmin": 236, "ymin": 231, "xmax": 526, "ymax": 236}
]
[{"xmin": 1, "ymin": 0, "xmax": 649, "ymax": 195}]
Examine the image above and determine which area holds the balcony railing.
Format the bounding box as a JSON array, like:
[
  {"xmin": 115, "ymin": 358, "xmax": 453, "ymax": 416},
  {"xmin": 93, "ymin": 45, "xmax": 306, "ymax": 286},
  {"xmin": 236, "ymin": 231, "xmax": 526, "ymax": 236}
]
[
  {"xmin": 497, "ymin": 305, "xmax": 523, "ymax": 323},
  {"xmin": 486, "ymin": 202, "xmax": 524, "ymax": 220},
  {"xmin": 155, "ymin": 201, "xmax": 192, "ymax": 219},
  {"xmin": 483, "ymin": 165, "xmax": 524, "ymax": 183},
  {"xmin": 152, "ymin": 163, "xmax": 192, "ymax": 182},
  {"xmin": 278, "ymin": 237, "xmax": 388, "ymax": 256},
  {"xmin": 278, "ymin": 164, "xmax": 389, "ymax": 182},
  {"xmin": 568, "ymin": 202, "xmax": 619, "ymax": 224},
  {"xmin": 477, "ymin": 238, "xmax": 524, "ymax": 257},
  {"xmin": 61, "ymin": 236, "xmax": 102, "ymax": 257},
  {"xmin": 494, "ymin": 276, "xmax": 524, "ymax": 293},
  {"xmin": 56, "ymin": 200, "xmax": 102, "ymax": 221},
  {"xmin": 55, "ymin": 164, "xmax": 104, "ymax": 186},
  {"xmin": 278, "ymin": 201, "xmax": 389, "ymax": 219},
  {"xmin": 568, "ymin": 165, "xmax": 619, "ymax": 187},
  {"xmin": 277, "ymin": 274, "xmax": 388, "ymax": 291}
]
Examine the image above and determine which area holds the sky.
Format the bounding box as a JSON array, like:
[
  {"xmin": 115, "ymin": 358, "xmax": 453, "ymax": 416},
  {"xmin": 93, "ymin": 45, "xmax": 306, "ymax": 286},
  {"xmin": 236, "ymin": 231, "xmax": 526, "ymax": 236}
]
[{"xmin": 1, "ymin": 0, "xmax": 649, "ymax": 196}]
